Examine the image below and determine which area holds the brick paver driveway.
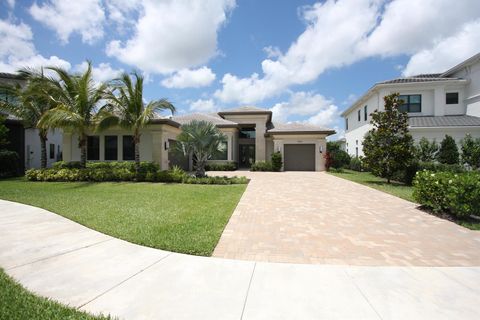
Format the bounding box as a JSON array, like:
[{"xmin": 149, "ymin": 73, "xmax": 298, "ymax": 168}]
[{"xmin": 213, "ymin": 171, "xmax": 480, "ymax": 266}]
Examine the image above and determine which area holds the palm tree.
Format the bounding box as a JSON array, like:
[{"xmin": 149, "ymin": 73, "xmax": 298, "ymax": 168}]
[
  {"xmin": 0, "ymin": 69, "xmax": 55, "ymax": 168},
  {"xmin": 176, "ymin": 120, "xmax": 227, "ymax": 177},
  {"xmin": 99, "ymin": 72, "xmax": 175, "ymax": 173},
  {"xmin": 39, "ymin": 62, "xmax": 107, "ymax": 168}
]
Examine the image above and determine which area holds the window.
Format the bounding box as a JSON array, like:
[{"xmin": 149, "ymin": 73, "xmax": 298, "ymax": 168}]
[
  {"xmin": 239, "ymin": 128, "xmax": 255, "ymax": 139},
  {"xmin": 358, "ymin": 110, "xmax": 361, "ymax": 121},
  {"xmin": 355, "ymin": 147, "xmax": 358, "ymax": 157},
  {"xmin": 211, "ymin": 141, "xmax": 228, "ymax": 160},
  {"xmin": 122, "ymin": 136, "xmax": 135, "ymax": 160},
  {"xmin": 87, "ymin": 136, "xmax": 100, "ymax": 160},
  {"xmin": 104, "ymin": 136, "xmax": 118, "ymax": 160},
  {"xmin": 345, "ymin": 118, "xmax": 349, "ymax": 130},
  {"xmin": 49, "ymin": 144, "xmax": 55, "ymax": 159},
  {"xmin": 364, "ymin": 105, "xmax": 368, "ymax": 121},
  {"xmin": 398, "ymin": 95, "xmax": 421, "ymax": 113},
  {"xmin": 446, "ymin": 92, "xmax": 459, "ymax": 104}
]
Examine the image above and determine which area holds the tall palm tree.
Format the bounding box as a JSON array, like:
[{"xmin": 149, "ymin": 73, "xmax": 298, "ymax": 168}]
[
  {"xmin": 39, "ymin": 62, "xmax": 107, "ymax": 167},
  {"xmin": 176, "ymin": 120, "xmax": 227, "ymax": 177},
  {"xmin": 99, "ymin": 72, "xmax": 175, "ymax": 173},
  {"xmin": 0, "ymin": 69, "xmax": 55, "ymax": 168}
]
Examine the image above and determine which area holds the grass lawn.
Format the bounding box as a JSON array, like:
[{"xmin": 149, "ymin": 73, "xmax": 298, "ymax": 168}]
[
  {"xmin": 0, "ymin": 268, "xmax": 111, "ymax": 320},
  {"xmin": 328, "ymin": 169, "xmax": 415, "ymax": 202},
  {"xmin": 0, "ymin": 178, "xmax": 246, "ymax": 256},
  {"xmin": 328, "ymin": 169, "xmax": 480, "ymax": 230}
]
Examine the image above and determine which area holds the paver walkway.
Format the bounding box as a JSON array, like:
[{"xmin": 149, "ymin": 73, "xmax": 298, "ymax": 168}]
[
  {"xmin": 1, "ymin": 199, "xmax": 480, "ymax": 320},
  {"xmin": 213, "ymin": 171, "xmax": 480, "ymax": 266}
]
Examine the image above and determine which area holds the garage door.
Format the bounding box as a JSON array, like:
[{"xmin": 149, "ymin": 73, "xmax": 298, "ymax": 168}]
[{"xmin": 284, "ymin": 144, "xmax": 315, "ymax": 171}]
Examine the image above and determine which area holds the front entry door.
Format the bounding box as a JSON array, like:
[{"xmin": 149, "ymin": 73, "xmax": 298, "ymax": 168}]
[{"xmin": 239, "ymin": 144, "xmax": 255, "ymax": 168}]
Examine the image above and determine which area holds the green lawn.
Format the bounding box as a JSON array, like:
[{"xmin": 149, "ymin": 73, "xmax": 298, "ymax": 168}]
[
  {"xmin": 0, "ymin": 178, "xmax": 246, "ymax": 256},
  {"xmin": 328, "ymin": 169, "xmax": 415, "ymax": 202},
  {"xmin": 0, "ymin": 268, "xmax": 111, "ymax": 320}
]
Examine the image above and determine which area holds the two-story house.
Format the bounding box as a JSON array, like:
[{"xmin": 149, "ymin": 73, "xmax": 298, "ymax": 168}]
[{"xmin": 341, "ymin": 53, "xmax": 480, "ymax": 157}]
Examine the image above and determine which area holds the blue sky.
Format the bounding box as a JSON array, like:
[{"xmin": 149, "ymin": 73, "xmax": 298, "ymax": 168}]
[{"xmin": 1, "ymin": 0, "xmax": 480, "ymax": 139}]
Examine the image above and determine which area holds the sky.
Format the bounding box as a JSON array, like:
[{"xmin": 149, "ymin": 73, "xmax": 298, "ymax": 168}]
[{"xmin": 1, "ymin": 0, "xmax": 480, "ymax": 139}]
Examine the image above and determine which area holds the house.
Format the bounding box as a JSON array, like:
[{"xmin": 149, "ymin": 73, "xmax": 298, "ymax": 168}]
[
  {"xmin": 341, "ymin": 53, "xmax": 480, "ymax": 157},
  {"xmin": 62, "ymin": 106, "xmax": 335, "ymax": 171},
  {"xmin": 0, "ymin": 73, "xmax": 63, "ymax": 170}
]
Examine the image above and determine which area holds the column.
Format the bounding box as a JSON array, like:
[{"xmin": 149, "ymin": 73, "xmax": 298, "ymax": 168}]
[
  {"xmin": 62, "ymin": 132, "xmax": 72, "ymax": 162},
  {"xmin": 434, "ymin": 86, "xmax": 445, "ymax": 116},
  {"xmin": 151, "ymin": 131, "xmax": 164, "ymax": 168},
  {"xmin": 255, "ymin": 122, "xmax": 266, "ymax": 161}
]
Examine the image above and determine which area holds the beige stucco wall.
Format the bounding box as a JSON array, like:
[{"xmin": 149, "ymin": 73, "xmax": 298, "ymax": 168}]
[
  {"xmin": 62, "ymin": 124, "xmax": 181, "ymax": 170},
  {"xmin": 271, "ymin": 134, "xmax": 328, "ymax": 171},
  {"xmin": 220, "ymin": 114, "xmax": 270, "ymax": 162}
]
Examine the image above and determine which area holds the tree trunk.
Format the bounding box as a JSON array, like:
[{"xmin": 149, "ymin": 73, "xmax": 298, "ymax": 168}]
[
  {"xmin": 39, "ymin": 131, "xmax": 48, "ymax": 169},
  {"xmin": 195, "ymin": 155, "xmax": 206, "ymax": 178},
  {"xmin": 79, "ymin": 134, "xmax": 87, "ymax": 168}
]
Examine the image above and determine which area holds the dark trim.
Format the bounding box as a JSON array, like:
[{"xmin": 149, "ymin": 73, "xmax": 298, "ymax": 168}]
[{"xmin": 216, "ymin": 124, "xmax": 239, "ymax": 128}]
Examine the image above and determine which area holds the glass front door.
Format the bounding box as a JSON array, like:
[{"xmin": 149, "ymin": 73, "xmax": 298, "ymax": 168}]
[{"xmin": 239, "ymin": 144, "xmax": 255, "ymax": 168}]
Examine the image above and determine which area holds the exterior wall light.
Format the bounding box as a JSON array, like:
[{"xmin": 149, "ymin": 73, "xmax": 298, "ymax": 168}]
[{"xmin": 319, "ymin": 146, "xmax": 323, "ymax": 153}]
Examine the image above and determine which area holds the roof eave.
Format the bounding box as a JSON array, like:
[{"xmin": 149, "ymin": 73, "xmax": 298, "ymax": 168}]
[
  {"xmin": 440, "ymin": 52, "xmax": 480, "ymax": 77},
  {"xmin": 265, "ymin": 130, "xmax": 336, "ymax": 136},
  {"xmin": 149, "ymin": 118, "xmax": 181, "ymax": 128}
]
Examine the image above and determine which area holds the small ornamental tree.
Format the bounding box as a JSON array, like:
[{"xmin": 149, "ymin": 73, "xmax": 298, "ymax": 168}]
[
  {"xmin": 437, "ymin": 135, "xmax": 459, "ymax": 164},
  {"xmin": 415, "ymin": 137, "xmax": 438, "ymax": 162},
  {"xmin": 271, "ymin": 151, "xmax": 282, "ymax": 171},
  {"xmin": 362, "ymin": 93, "xmax": 415, "ymax": 183},
  {"xmin": 326, "ymin": 141, "xmax": 351, "ymax": 168},
  {"xmin": 460, "ymin": 134, "xmax": 480, "ymax": 169}
]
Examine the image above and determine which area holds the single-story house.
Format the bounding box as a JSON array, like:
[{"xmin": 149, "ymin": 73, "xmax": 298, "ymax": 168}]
[{"xmin": 62, "ymin": 106, "xmax": 335, "ymax": 171}]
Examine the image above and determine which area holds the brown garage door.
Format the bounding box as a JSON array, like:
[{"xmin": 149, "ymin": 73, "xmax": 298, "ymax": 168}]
[{"xmin": 284, "ymin": 144, "xmax": 315, "ymax": 171}]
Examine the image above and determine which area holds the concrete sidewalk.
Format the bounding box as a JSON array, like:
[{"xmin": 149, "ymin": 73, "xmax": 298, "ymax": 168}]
[{"xmin": 1, "ymin": 199, "xmax": 479, "ymax": 320}]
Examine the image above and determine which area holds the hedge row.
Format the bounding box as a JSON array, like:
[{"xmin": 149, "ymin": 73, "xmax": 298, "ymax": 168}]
[
  {"xmin": 205, "ymin": 162, "xmax": 237, "ymax": 171},
  {"xmin": 26, "ymin": 161, "xmax": 248, "ymax": 185},
  {"xmin": 413, "ymin": 170, "xmax": 480, "ymax": 218}
]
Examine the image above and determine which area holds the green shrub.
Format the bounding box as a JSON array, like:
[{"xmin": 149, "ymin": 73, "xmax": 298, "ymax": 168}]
[
  {"xmin": 205, "ymin": 162, "xmax": 237, "ymax": 171},
  {"xmin": 25, "ymin": 165, "xmax": 248, "ymax": 185},
  {"xmin": 460, "ymin": 134, "xmax": 480, "ymax": 169},
  {"xmin": 271, "ymin": 152, "xmax": 283, "ymax": 171},
  {"xmin": 414, "ymin": 137, "xmax": 438, "ymax": 162},
  {"xmin": 394, "ymin": 161, "xmax": 466, "ymax": 185},
  {"xmin": 0, "ymin": 150, "xmax": 21, "ymax": 178},
  {"xmin": 52, "ymin": 161, "xmax": 83, "ymax": 169},
  {"xmin": 413, "ymin": 170, "xmax": 480, "ymax": 218},
  {"xmin": 250, "ymin": 161, "xmax": 273, "ymax": 171},
  {"xmin": 349, "ymin": 157, "xmax": 363, "ymax": 171},
  {"xmin": 437, "ymin": 135, "xmax": 459, "ymax": 164}
]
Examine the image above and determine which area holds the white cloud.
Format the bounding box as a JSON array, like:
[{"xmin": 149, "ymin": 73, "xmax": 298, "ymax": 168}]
[
  {"xmin": 0, "ymin": 19, "xmax": 70, "ymax": 73},
  {"xmin": 161, "ymin": 67, "xmax": 216, "ymax": 89},
  {"xmin": 189, "ymin": 98, "xmax": 217, "ymax": 113},
  {"xmin": 215, "ymin": 0, "xmax": 480, "ymax": 104},
  {"xmin": 270, "ymin": 91, "xmax": 338, "ymax": 129},
  {"xmin": 6, "ymin": 0, "xmax": 15, "ymax": 9},
  {"xmin": 358, "ymin": 0, "xmax": 480, "ymax": 57},
  {"xmin": 215, "ymin": 0, "xmax": 381, "ymax": 103},
  {"xmin": 263, "ymin": 46, "xmax": 282, "ymax": 59},
  {"xmin": 105, "ymin": 0, "xmax": 142, "ymax": 29},
  {"xmin": 403, "ymin": 19, "xmax": 480, "ymax": 76},
  {"xmin": 107, "ymin": 0, "xmax": 236, "ymax": 74},
  {"xmin": 74, "ymin": 62, "xmax": 124, "ymax": 83},
  {"xmin": 29, "ymin": 0, "xmax": 105, "ymax": 44}
]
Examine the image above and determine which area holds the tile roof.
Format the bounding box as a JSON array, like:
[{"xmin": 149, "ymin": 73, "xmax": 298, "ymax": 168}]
[
  {"xmin": 409, "ymin": 115, "xmax": 480, "ymax": 128},
  {"xmin": 219, "ymin": 106, "xmax": 269, "ymax": 113},
  {"xmin": 268, "ymin": 122, "xmax": 335, "ymax": 134},
  {"xmin": 172, "ymin": 113, "xmax": 238, "ymax": 126},
  {"xmin": 378, "ymin": 76, "xmax": 462, "ymax": 85}
]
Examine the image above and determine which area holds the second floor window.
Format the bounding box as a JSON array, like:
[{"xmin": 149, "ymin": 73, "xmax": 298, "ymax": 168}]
[
  {"xmin": 345, "ymin": 118, "xmax": 349, "ymax": 130},
  {"xmin": 364, "ymin": 105, "xmax": 368, "ymax": 121},
  {"xmin": 446, "ymin": 92, "xmax": 459, "ymax": 104},
  {"xmin": 358, "ymin": 110, "xmax": 361, "ymax": 121},
  {"xmin": 398, "ymin": 94, "xmax": 421, "ymax": 113}
]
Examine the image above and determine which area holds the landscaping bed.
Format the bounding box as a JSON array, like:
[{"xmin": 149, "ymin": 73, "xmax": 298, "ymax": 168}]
[{"xmin": 0, "ymin": 179, "xmax": 246, "ymax": 256}]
